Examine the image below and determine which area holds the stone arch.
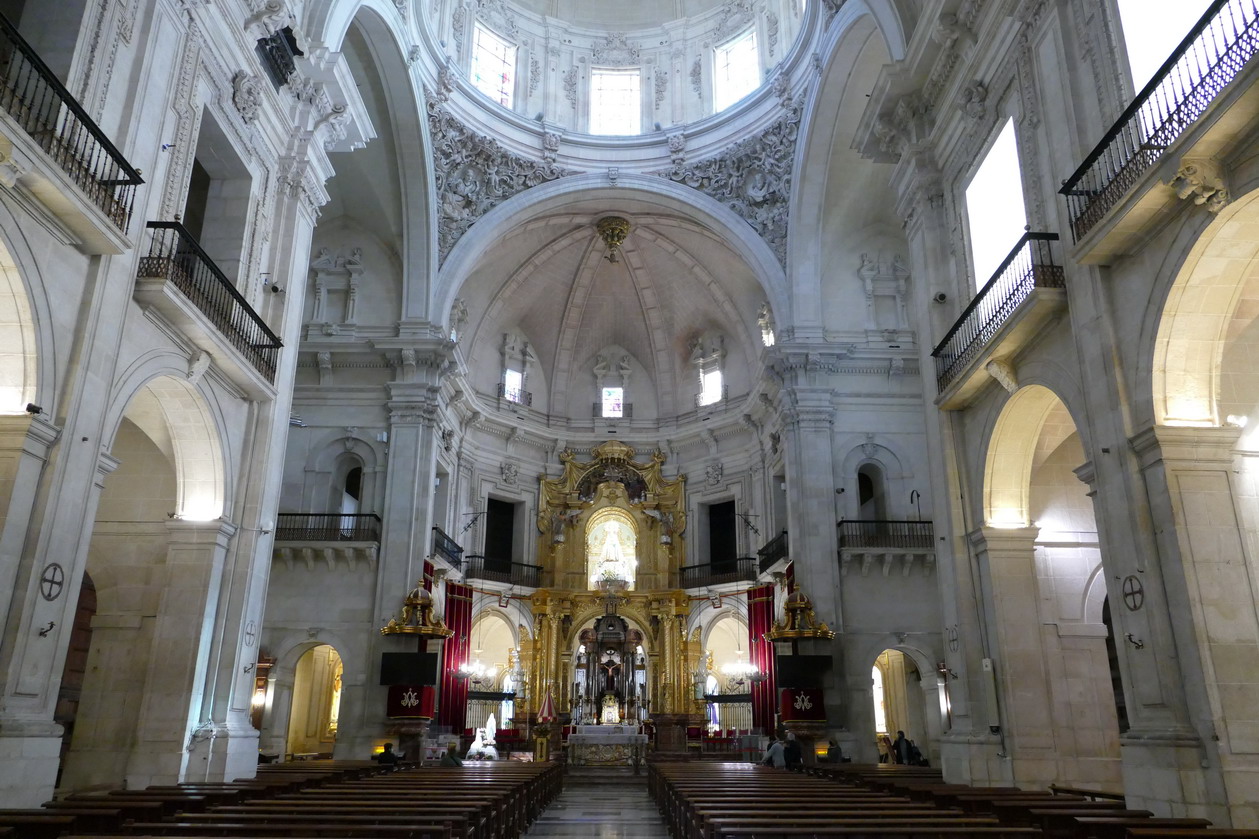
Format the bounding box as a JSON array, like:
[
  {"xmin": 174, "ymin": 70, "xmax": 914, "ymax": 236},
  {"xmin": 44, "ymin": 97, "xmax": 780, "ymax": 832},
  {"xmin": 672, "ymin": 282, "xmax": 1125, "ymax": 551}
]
[
  {"xmin": 102, "ymin": 363, "xmax": 230, "ymax": 521},
  {"xmin": 983, "ymin": 384, "xmax": 1082, "ymax": 527},
  {"xmin": 0, "ymin": 207, "xmax": 52, "ymax": 412},
  {"xmin": 436, "ymin": 175, "xmax": 788, "ymax": 334},
  {"xmin": 1150, "ymin": 188, "xmax": 1259, "ymax": 426}
]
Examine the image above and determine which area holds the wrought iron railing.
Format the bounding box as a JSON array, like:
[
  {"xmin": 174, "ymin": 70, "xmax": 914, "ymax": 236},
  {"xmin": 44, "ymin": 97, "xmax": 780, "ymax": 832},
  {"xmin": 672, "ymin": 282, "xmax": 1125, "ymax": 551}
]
[
  {"xmin": 0, "ymin": 12, "xmax": 142, "ymax": 231},
  {"xmin": 1060, "ymin": 0, "xmax": 1259, "ymax": 241},
  {"xmin": 275, "ymin": 513, "xmax": 382, "ymax": 542},
  {"xmin": 431, "ymin": 526, "xmax": 464, "ymax": 566},
  {"xmin": 838, "ymin": 520, "xmax": 934, "ymax": 551},
  {"xmin": 592, "ymin": 402, "xmax": 633, "ymax": 418},
  {"xmin": 757, "ymin": 531, "xmax": 788, "ymax": 573},
  {"xmin": 931, "ymin": 233, "xmax": 1064, "ymax": 393},
  {"xmin": 497, "ymin": 382, "xmax": 533, "ymax": 407},
  {"xmin": 138, "ymin": 222, "xmax": 282, "ymax": 382},
  {"xmin": 464, "ymin": 555, "xmax": 542, "ymax": 587},
  {"xmin": 256, "ymin": 28, "xmax": 301, "ymax": 89},
  {"xmin": 680, "ymin": 558, "xmax": 758, "ymax": 588}
]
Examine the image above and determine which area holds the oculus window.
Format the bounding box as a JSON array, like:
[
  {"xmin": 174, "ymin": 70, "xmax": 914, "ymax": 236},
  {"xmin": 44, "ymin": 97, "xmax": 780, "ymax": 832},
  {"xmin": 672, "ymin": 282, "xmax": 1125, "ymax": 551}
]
[
  {"xmin": 471, "ymin": 22, "xmax": 516, "ymax": 108},
  {"xmin": 602, "ymin": 387, "xmax": 624, "ymax": 418},
  {"xmin": 590, "ymin": 68, "xmax": 641, "ymax": 135},
  {"xmin": 713, "ymin": 29, "xmax": 759, "ymax": 112},
  {"xmin": 964, "ymin": 119, "xmax": 1026, "ymax": 286}
]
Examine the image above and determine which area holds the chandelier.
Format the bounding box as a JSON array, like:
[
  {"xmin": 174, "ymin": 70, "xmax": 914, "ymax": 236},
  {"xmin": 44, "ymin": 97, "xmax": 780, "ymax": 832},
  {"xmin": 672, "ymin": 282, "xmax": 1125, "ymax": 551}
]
[
  {"xmin": 596, "ymin": 216, "xmax": 630, "ymax": 263},
  {"xmin": 457, "ymin": 656, "xmax": 497, "ymax": 683},
  {"xmin": 720, "ymin": 656, "xmax": 768, "ymax": 688}
]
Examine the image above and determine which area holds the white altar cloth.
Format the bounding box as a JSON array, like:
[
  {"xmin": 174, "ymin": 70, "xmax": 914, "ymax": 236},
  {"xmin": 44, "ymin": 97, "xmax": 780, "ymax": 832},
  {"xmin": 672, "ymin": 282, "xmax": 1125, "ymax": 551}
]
[{"xmin": 567, "ymin": 732, "xmax": 648, "ymax": 765}]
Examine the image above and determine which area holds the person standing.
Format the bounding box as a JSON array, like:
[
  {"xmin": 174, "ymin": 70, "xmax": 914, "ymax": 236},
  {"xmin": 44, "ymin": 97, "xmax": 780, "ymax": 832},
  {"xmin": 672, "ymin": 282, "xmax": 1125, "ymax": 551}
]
[{"xmin": 892, "ymin": 731, "xmax": 911, "ymax": 765}]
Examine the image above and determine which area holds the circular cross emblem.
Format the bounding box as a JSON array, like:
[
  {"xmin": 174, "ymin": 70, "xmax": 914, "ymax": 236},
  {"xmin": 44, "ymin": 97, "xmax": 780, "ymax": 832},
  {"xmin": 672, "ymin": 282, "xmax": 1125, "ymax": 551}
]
[
  {"xmin": 244, "ymin": 620, "xmax": 258, "ymax": 647},
  {"xmin": 39, "ymin": 563, "xmax": 65, "ymax": 601},
  {"xmin": 1122, "ymin": 575, "xmax": 1145, "ymax": 612},
  {"xmin": 946, "ymin": 625, "xmax": 960, "ymax": 652}
]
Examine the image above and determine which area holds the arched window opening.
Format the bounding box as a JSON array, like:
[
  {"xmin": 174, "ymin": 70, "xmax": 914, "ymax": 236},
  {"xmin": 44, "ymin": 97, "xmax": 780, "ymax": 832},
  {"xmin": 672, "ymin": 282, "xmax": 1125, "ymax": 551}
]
[{"xmin": 858, "ymin": 464, "xmax": 886, "ymax": 521}]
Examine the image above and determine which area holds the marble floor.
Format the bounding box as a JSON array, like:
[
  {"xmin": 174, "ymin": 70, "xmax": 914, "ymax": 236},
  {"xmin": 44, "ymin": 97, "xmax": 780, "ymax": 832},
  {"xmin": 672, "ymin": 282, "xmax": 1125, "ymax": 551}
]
[{"xmin": 527, "ymin": 766, "xmax": 669, "ymax": 839}]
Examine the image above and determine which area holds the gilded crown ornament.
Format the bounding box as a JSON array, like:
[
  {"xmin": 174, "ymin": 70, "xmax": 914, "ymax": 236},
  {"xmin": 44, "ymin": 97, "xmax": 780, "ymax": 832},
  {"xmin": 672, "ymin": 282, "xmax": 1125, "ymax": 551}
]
[
  {"xmin": 766, "ymin": 588, "xmax": 836, "ymax": 641},
  {"xmin": 380, "ymin": 579, "xmax": 454, "ymax": 637},
  {"xmin": 596, "ymin": 216, "xmax": 630, "ymax": 263}
]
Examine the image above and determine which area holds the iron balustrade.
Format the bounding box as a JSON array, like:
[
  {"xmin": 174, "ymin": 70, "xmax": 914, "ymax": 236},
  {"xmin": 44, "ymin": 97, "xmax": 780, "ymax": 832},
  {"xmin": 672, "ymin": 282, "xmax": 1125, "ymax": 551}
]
[
  {"xmin": 431, "ymin": 526, "xmax": 465, "ymax": 565},
  {"xmin": 0, "ymin": 12, "xmax": 141, "ymax": 231},
  {"xmin": 838, "ymin": 519, "xmax": 934, "ymax": 551},
  {"xmin": 497, "ymin": 382, "xmax": 533, "ymax": 407},
  {"xmin": 680, "ymin": 558, "xmax": 757, "ymax": 588},
  {"xmin": 931, "ymin": 233, "xmax": 1064, "ymax": 393},
  {"xmin": 256, "ymin": 28, "xmax": 301, "ymax": 89},
  {"xmin": 464, "ymin": 555, "xmax": 542, "ymax": 587},
  {"xmin": 1060, "ymin": 0, "xmax": 1259, "ymax": 241},
  {"xmin": 138, "ymin": 222, "xmax": 283, "ymax": 382},
  {"xmin": 275, "ymin": 513, "xmax": 382, "ymax": 542},
  {"xmin": 757, "ymin": 530, "xmax": 788, "ymax": 572}
]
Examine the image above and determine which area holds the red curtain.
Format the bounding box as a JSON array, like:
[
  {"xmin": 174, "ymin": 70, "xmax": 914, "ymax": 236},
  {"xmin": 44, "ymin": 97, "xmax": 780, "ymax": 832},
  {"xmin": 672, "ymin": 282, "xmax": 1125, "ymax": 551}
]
[
  {"xmin": 422, "ymin": 560, "xmax": 434, "ymax": 591},
  {"xmin": 437, "ymin": 582, "xmax": 472, "ymax": 731},
  {"xmin": 747, "ymin": 584, "xmax": 778, "ymax": 734}
]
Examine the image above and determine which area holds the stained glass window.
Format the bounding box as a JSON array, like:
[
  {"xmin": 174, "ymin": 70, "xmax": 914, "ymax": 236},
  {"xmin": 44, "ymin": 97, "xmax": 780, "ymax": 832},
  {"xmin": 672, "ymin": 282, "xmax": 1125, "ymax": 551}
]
[
  {"xmin": 602, "ymin": 387, "xmax": 624, "ymax": 418},
  {"xmin": 472, "ymin": 22, "xmax": 515, "ymax": 108}
]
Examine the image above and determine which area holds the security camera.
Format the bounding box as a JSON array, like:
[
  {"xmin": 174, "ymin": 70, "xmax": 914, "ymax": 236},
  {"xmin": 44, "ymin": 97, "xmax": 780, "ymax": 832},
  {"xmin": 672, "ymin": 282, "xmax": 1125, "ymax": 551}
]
[
  {"xmin": 270, "ymin": 284, "xmax": 284, "ymax": 294},
  {"xmin": 933, "ymin": 292, "xmax": 948, "ymax": 304}
]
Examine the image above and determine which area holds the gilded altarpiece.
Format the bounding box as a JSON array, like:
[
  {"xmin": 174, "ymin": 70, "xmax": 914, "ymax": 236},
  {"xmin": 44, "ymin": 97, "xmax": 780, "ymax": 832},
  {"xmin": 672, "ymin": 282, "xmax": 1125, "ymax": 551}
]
[{"xmin": 523, "ymin": 442, "xmax": 703, "ymax": 731}]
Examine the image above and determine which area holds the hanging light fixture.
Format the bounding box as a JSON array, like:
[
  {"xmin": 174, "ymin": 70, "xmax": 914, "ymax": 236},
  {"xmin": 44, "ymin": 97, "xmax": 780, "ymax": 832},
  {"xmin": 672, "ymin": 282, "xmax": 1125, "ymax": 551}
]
[{"xmin": 596, "ymin": 216, "xmax": 630, "ymax": 263}]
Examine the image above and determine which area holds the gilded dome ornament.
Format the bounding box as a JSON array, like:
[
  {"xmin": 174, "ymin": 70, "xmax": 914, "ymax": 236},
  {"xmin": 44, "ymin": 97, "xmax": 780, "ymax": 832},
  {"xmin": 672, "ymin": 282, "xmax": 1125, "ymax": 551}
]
[{"xmin": 766, "ymin": 588, "xmax": 835, "ymax": 641}]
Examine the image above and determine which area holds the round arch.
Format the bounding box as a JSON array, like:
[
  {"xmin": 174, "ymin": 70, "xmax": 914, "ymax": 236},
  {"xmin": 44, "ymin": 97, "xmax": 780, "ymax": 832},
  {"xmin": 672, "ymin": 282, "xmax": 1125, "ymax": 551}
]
[
  {"xmin": 435, "ymin": 174, "xmax": 789, "ymax": 332},
  {"xmin": 102, "ymin": 360, "xmax": 231, "ymax": 521},
  {"xmin": 982, "ymin": 384, "xmax": 1076, "ymax": 528},
  {"xmin": 1150, "ymin": 188, "xmax": 1259, "ymax": 426},
  {"xmin": 0, "ymin": 203, "xmax": 54, "ymax": 413}
]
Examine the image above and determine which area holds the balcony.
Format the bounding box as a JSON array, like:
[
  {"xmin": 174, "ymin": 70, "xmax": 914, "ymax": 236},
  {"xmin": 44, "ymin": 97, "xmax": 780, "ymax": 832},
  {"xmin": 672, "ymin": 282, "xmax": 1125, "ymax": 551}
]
[
  {"xmin": 431, "ymin": 526, "xmax": 464, "ymax": 566},
  {"xmin": 275, "ymin": 513, "xmax": 382, "ymax": 542},
  {"xmin": 256, "ymin": 28, "xmax": 302, "ymax": 89},
  {"xmin": 757, "ymin": 531, "xmax": 788, "ymax": 573},
  {"xmin": 464, "ymin": 555, "xmax": 541, "ymax": 587},
  {"xmin": 497, "ymin": 382, "xmax": 533, "ymax": 408},
  {"xmin": 1061, "ymin": 0, "xmax": 1259, "ymax": 261},
  {"xmin": 838, "ymin": 519, "xmax": 936, "ymax": 578},
  {"xmin": 680, "ymin": 558, "xmax": 758, "ymax": 588},
  {"xmin": 134, "ymin": 221, "xmax": 282, "ymax": 396},
  {"xmin": 0, "ymin": 12, "xmax": 142, "ymax": 253},
  {"xmin": 932, "ymin": 233, "xmax": 1066, "ymax": 409}
]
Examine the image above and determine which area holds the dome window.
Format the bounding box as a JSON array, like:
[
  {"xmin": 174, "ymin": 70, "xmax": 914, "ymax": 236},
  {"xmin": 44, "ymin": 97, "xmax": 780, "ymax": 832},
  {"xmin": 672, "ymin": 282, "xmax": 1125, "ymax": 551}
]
[
  {"xmin": 590, "ymin": 68, "xmax": 641, "ymax": 135},
  {"xmin": 471, "ymin": 22, "xmax": 517, "ymax": 108},
  {"xmin": 713, "ymin": 28, "xmax": 759, "ymax": 113}
]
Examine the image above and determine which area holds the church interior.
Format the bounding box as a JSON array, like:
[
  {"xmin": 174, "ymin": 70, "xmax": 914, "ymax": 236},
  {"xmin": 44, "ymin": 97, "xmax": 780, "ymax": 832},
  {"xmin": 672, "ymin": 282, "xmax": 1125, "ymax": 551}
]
[{"xmin": 3, "ymin": 0, "xmax": 1259, "ymax": 832}]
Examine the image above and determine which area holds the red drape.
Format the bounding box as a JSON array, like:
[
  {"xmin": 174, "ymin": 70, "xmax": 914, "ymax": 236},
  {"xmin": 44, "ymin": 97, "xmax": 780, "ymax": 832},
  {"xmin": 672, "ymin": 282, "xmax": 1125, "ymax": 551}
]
[
  {"xmin": 747, "ymin": 584, "xmax": 778, "ymax": 734},
  {"xmin": 422, "ymin": 560, "xmax": 434, "ymax": 591},
  {"xmin": 437, "ymin": 582, "xmax": 473, "ymax": 731}
]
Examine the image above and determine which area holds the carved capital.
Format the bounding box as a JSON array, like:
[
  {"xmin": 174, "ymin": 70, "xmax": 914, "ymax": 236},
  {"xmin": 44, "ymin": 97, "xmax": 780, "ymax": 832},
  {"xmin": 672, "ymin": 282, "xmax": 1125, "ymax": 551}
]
[{"xmin": 1168, "ymin": 158, "xmax": 1230, "ymax": 214}]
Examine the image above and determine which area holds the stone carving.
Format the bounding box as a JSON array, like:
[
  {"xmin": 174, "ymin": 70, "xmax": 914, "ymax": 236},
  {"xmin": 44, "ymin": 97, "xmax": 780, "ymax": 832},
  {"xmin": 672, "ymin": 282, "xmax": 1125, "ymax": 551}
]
[
  {"xmin": 857, "ymin": 252, "xmax": 910, "ymax": 334},
  {"xmin": 452, "ymin": 6, "xmax": 467, "ymax": 50},
  {"xmin": 861, "ymin": 433, "xmax": 877, "ymax": 459},
  {"xmin": 932, "ymin": 12, "xmax": 973, "ymax": 47},
  {"xmin": 654, "ymin": 69, "xmax": 668, "ymax": 107},
  {"xmin": 501, "ymin": 461, "xmax": 519, "ymax": 485},
  {"xmin": 958, "ymin": 80, "xmax": 987, "ymax": 120},
  {"xmin": 441, "ymin": 427, "xmax": 455, "ymax": 452},
  {"xmin": 766, "ymin": 12, "xmax": 779, "ymax": 58},
  {"xmin": 407, "ymin": 45, "xmax": 422, "ymax": 66},
  {"xmin": 530, "ymin": 53, "xmax": 541, "ymax": 95},
  {"xmin": 450, "ymin": 298, "xmax": 469, "ymax": 339},
  {"xmin": 667, "ymin": 132, "xmax": 686, "ymax": 165},
  {"xmin": 821, "ymin": 0, "xmax": 847, "ymax": 24},
  {"xmin": 476, "ymin": 0, "xmax": 519, "ymax": 39},
  {"xmin": 542, "ymin": 130, "xmax": 561, "ymax": 163},
  {"xmin": 562, "ymin": 67, "xmax": 578, "ymax": 108},
  {"xmin": 1168, "ymin": 159, "xmax": 1230, "ymax": 213},
  {"xmin": 769, "ymin": 431, "xmax": 780, "ymax": 455},
  {"xmin": 986, "ymin": 358, "xmax": 1019, "ymax": 394},
  {"xmin": 245, "ymin": 0, "xmax": 291, "ymax": 35},
  {"xmin": 593, "ymin": 32, "xmax": 641, "ymax": 66},
  {"xmin": 657, "ymin": 97, "xmax": 801, "ymax": 265},
  {"xmin": 186, "ymin": 350, "xmax": 212, "ymax": 384},
  {"xmin": 0, "ymin": 147, "xmax": 27, "ymax": 189},
  {"xmin": 232, "ymin": 71, "xmax": 263, "ymax": 124},
  {"xmin": 394, "ymin": 0, "xmax": 407, "ymax": 14},
  {"xmin": 426, "ymin": 99, "xmax": 572, "ymax": 263},
  {"xmin": 705, "ymin": 462, "xmax": 724, "ymax": 487},
  {"xmin": 690, "ymin": 56, "xmax": 702, "ymax": 98}
]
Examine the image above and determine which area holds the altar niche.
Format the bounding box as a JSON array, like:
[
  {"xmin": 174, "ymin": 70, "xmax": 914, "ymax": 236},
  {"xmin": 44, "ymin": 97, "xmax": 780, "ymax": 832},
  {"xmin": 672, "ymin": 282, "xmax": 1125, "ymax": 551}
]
[
  {"xmin": 587, "ymin": 509, "xmax": 638, "ymax": 590},
  {"xmin": 572, "ymin": 614, "xmax": 648, "ymax": 725}
]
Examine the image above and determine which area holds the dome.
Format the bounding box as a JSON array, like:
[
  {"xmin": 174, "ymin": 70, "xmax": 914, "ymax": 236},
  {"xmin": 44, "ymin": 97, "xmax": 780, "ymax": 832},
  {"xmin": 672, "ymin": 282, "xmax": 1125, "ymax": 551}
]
[{"xmin": 502, "ymin": 0, "xmax": 728, "ymax": 30}]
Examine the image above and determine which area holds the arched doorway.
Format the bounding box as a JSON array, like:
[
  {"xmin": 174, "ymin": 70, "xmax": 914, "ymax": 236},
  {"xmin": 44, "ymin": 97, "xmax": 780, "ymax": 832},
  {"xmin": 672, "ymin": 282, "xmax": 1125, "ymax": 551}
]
[
  {"xmin": 703, "ymin": 613, "xmax": 754, "ymax": 731},
  {"xmin": 286, "ymin": 644, "xmax": 343, "ymax": 759},
  {"xmin": 572, "ymin": 613, "xmax": 648, "ymax": 725},
  {"xmin": 871, "ymin": 649, "xmax": 927, "ymax": 764}
]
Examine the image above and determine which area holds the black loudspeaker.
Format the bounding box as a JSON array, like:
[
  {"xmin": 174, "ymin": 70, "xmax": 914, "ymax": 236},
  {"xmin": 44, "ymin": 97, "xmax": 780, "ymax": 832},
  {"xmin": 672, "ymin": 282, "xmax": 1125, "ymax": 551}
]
[
  {"xmin": 775, "ymin": 654, "xmax": 831, "ymax": 688},
  {"xmin": 379, "ymin": 652, "xmax": 439, "ymax": 686}
]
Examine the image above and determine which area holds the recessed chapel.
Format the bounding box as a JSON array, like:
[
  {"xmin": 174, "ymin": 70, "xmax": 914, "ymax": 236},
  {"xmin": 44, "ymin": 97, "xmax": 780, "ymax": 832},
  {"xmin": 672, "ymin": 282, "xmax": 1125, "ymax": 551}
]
[{"xmin": 1, "ymin": 0, "xmax": 1259, "ymax": 829}]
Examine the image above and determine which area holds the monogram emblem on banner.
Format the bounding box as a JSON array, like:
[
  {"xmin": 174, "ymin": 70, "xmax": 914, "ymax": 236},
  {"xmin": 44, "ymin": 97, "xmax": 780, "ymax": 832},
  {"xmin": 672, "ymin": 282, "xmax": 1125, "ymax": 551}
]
[
  {"xmin": 401, "ymin": 688, "xmax": 420, "ymax": 708},
  {"xmin": 793, "ymin": 693, "xmax": 813, "ymax": 710}
]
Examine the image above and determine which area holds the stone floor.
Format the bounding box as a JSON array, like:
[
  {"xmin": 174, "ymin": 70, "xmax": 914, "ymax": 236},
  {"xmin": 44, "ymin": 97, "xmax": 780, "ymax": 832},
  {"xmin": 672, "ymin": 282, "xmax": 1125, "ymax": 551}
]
[{"xmin": 526, "ymin": 766, "xmax": 668, "ymax": 839}]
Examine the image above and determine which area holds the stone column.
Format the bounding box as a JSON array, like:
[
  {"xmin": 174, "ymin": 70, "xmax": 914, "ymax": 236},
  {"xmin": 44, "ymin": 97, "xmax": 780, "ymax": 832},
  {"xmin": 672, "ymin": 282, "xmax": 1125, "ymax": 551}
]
[
  {"xmin": 0, "ymin": 415, "xmax": 59, "ymax": 637},
  {"xmin": 1130, "ymin": 425, "xmax": 1257, "ymax": 826},
  {"xmin": 969, "ymin": 526, "xmax": 1048, "ymax": 788},
  {"xmin": 124, "ymin": 519, "xmax": 238, "ymax": 788}
]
